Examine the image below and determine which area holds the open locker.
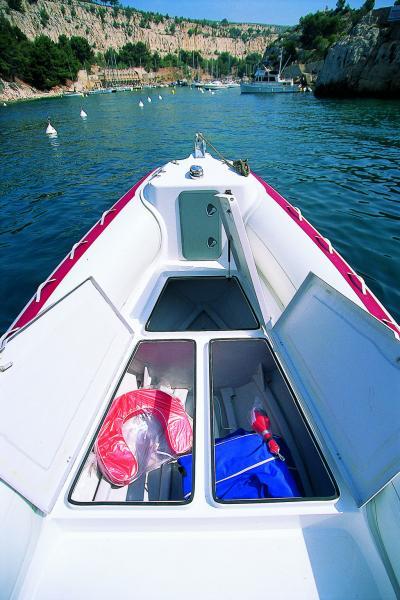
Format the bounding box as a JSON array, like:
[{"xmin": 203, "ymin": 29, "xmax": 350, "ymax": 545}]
[
  {"xmin": 208, "ymin": 338, "xmax": 337, "ymax": 502},
  {"xmin": 70, "ymin": 340, "xmax": 195, "ymax": 504},
  {"xmin": 206, "ymin": 272, "xmax": 400, "ymax": 506}
]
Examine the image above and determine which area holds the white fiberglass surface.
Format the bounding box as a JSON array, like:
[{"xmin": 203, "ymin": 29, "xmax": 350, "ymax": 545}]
[
  {"xmin": 272, "ymin": 272, "xmax": 400, "ymax": 507},
  {"xmin": 0, "ymin": 279, "xmax": 132, "ymax": 514},
  {"xmin": 17, "ymin": 525, "xmax": 395, "ymax": 600}
]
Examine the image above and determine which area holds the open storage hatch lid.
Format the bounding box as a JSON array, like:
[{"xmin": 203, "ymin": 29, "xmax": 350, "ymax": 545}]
[
  {"xmin": 272, "ymin": 272, "xmax": 400, "ymax": 507},
  {"xmin": 0, "ymin": 278, "xmax": 133, "ymax": 514}
]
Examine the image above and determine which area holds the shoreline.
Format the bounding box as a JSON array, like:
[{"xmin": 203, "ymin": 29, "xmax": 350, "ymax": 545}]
[
  {"xmin": 1, "ymin": 93, "xmax": 64, "ymax": 105},
  {"xmin": 0, "ymin": 78, "xmax": 65, "ymax": 105}
]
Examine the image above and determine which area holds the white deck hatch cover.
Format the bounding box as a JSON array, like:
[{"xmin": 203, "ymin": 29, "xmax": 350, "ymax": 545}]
[
  {"xmin": 272, "ymin": 272, "xmax": 400, "ymax": 507},
  {"xmin": 0, "ymin": 279, "xmax": 133, "ymax": 514}
]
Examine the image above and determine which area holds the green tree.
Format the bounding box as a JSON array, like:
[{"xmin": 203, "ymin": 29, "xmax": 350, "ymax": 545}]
[
  {"xmin": 28, "ymin": 36, "xmax": 69, "ymax": 88},
  {"xmin": 299, "ymin": 10, "xmax": 345, "ymax": 54},
  {"xmin": 152, "ymin": 51, "xmax": 161, "ymax": 70},
  {"xmin": 39, "ymin": 8, "xmax": 49, "ymax": 27},
  {"xmin": 0, "ymin": 15, "xmax": 30, "ymax": 79},
  {"xmin": 362, "ymin": 0, "xmax": 375, "ymax": 11},
  {"xmin": 115, "ymin": 41, "xmax": 153, "ymax": 69},
  {"xmin": 282, "ymin": 38, "xmax": 298, "ymax": 62},
  {"xmin": 6, "ymin": 0, "xmax": 24, "ymax": 12},
  {"xmin": 69, "ymin": 36, "xmax": 94, "ymax": 65}
]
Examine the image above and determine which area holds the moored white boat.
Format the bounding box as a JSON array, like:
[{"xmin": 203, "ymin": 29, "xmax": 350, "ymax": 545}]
[
  {"xmin": 203, "ymin": 80, "xmax": 230, "ymax": 90},
  {"xmin": 0, "ymin": 134, "xmax": 399, "ymax": 599},
  {"xmin": 241, "ymin": 64, "xmax": 301, "ymax": 94},
  {"xmin": 241, "ymin": 51, "xmax": 301, "ymax": 94}
]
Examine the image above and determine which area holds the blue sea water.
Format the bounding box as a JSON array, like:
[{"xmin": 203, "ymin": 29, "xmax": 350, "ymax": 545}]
[{"xmin": 0, "ymin": 88, "xmax": 399, "ymax": 332}]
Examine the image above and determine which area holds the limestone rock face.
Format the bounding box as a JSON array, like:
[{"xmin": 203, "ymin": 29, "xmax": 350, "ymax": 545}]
[
  {"xmin": 0, "ymin": 0, "xmax": 278, "ymax": 58},
  {"xmin": 316, "ymin": 8, "xmax": 400, "ymax": 97}
]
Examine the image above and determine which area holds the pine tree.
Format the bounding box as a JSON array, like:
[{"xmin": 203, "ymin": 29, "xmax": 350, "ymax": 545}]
[{"xmin": 362, "ymin": 0, "xmax": 375, "ymax": 11}]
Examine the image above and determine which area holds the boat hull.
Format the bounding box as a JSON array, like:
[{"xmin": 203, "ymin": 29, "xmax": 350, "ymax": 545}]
[
  {"xmin": 240, "ymin": 83, "xmax": 301, "ymax": 93},
  {"xmin": 1, "ymin": 151, "xmax": 399, "ymax": 599}
]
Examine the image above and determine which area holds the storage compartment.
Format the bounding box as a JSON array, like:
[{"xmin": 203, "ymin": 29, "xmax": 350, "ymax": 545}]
[
  {"xmin": 209, "ymin": 339, "xmax": 337, "ymax": 502},
  {"xmin": 146, "ymin": 277, "xmax": 259, "ymax": 332},
  {"xmin": 70, "ymin": 340, "xmax": 195, "ymax": 504}
]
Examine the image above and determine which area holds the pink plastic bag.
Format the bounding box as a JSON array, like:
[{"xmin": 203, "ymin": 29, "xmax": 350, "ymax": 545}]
[{"xmin": 95, "ymin": 388, "xmax": 193, "ymax": 486}]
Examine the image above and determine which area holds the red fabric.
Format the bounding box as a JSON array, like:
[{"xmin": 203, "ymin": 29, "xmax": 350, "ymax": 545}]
[
  {"xmin": 12, "ymin": 170, "xmax": 154, "ymax": 332},
  {"xmin": 253, "ymin": 172, "xmax": 400, "ymax": 338},
  {"xmin": 95, "ymin": 388, "xmax": 193, "ymax": 486}
]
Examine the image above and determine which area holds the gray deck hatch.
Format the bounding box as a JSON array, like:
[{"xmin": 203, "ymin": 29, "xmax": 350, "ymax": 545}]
[{"xmin": 178, "ymin": 190, "xmax": 221, "ymax": 260}]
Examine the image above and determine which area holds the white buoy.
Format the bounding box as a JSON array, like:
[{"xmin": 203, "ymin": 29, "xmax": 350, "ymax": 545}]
[
  {"xmin": 147, "ymin": 96, "xmax": 152, "ymax": 103},
  {"xmin": 80, "ymin": 108, "xmax": 87, "ymax": 118},
  {"xmin": 139, "ymin": 100, "xmax": 144, "ymax": 108},
  {"xmin": 211, "ymin": 91, "xmax": 215, "ymax": 95},
  {"xmin": 158, "ymin": 94, "xmax": 162, "ymax": 100},
  {"xmin": 46, "ymin": 119, "xmax": 57, "ymax": 135},
  {"xmin": 2, "ymin": 103, "xmax": 6, "ymax": 107}
]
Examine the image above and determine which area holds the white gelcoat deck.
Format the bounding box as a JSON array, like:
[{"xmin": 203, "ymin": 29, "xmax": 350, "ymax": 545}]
[
  {"xmin": 1, "ymin": 153, "xmax": 398, "ymax": 598},
  {"xmin": 8, "ymin": 332, "xmax": 397, "ymax": 599}
]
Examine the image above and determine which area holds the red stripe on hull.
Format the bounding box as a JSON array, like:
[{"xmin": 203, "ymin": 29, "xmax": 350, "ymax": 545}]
[
  {"xmin": 253, "ymin": 173, "xmax": 400, "ymax": 338},
  {"xmin": 12, "ymin": 170, "xmax": 154, "ymax": 331}
]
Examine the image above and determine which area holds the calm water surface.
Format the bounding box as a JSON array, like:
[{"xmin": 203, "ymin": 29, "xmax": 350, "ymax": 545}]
[{"xmin": 0, "ymin": 89, "xmax": 399, "ymax": 332}]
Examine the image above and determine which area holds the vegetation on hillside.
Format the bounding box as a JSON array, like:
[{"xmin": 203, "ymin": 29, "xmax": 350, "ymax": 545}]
[
  {"xmin": 3, "ymin": 0, "xmax": 281, "ymax": 42},
  {"xmin": 103, "ymin": 42, "xmax": 262, "ymax": 78},
  {"xmin": 0, "ymin": 8, "xmax": 262, "ymax": 89},
  {"xmin": 0, "ymin": 15, "xmax": 93, "ymax": 88},
  {"xmin": 265, "ymin": 0, "xmax": 377, "ymax": 67},
  {"xmin": 1, "ymin": 0, "xmax": 390, "ymax": 90}
]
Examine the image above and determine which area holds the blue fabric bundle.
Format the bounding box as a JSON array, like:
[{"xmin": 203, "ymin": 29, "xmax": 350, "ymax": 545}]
[{"xmin": 178, "ymin": 429, "xmax": 301, "ymax": 500}]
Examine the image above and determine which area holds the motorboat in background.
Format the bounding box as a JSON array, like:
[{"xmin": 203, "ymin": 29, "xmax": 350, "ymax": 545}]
[
  {"xmin": 203, "ymin": 80, "xmax": 230, "ymax": 90},
  {"xmin": 240, "ymin": 64, "xmax": 300, "ymax": 94},
  {"xmin": 0, "ymin": 134, "xmax": 399, "ymax": 599},
  {"xmin": 241, "ymin": 49, "xmax": 301, "ymax": 94},
  {"xmin": 87, "ymin": 88, "xmax": 113, "ymax": 95}
]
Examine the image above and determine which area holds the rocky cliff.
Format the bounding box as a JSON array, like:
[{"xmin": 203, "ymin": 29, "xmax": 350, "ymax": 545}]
[
  {"xmin": 0, "ymin": 0, "xmax": 279, "ymax": 58},
  {"xmin": 315, "ymin": 8, "xmax": 400, "ymax": 98}
]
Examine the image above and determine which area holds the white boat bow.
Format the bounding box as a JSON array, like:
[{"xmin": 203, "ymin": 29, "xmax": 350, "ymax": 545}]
[{"xmin": 0, "ymin": 134, "xmax": 399, "ymax": 599}]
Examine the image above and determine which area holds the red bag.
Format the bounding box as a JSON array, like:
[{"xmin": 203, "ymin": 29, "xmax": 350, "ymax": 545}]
[{"xmin": 95, "ymin": 388, "xmax": 193, "ymax": 486}]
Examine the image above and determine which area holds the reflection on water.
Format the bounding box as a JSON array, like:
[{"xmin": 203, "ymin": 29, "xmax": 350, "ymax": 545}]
[
  {"xmin": 48, "ymin": 133, "xmax": 60, "ymax": 151},
  {"xmin": 0, "ymin": 90, "xmax": 399, "ymax": 332}
]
